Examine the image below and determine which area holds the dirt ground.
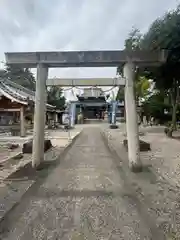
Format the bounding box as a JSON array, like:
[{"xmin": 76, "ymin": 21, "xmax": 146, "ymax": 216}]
[
  {"xmin": 0, "ymin": 127, "xmax": 81, "ymax": 182},
  {"xmin": 103, "ymin": 125, "xmax": 180, "ymax": 239},
  {"xmin": 0, "ymin": 145, "xmax": 21, "ymax": 163}
]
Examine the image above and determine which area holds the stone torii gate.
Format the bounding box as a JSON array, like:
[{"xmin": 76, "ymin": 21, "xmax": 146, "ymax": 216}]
[{"xmin": 5, "ymin": 50, "xmax": 166, "ymax": 171}]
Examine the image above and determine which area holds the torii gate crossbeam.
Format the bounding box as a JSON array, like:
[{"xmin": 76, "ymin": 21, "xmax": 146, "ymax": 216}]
[
  {"xmin": 5, "ymin": 50, "xmax": 166, "ymax": 67},
  {"xmin": 46, "ymin": 77, "xmax": 125, "ymax": 86},
  {"xmin": 5, "ymin": 50, "xmax": 167, "ymax": 172}
]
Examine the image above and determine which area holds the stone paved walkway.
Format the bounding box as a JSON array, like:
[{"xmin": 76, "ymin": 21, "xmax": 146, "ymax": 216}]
[{"xmin": 0, "ymin": 127, "xmax": 163, "ymax": 239}]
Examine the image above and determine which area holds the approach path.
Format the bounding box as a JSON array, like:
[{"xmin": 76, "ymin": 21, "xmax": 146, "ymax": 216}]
[{"xmin": 0, "ymin": 127, "xmax": 163, "ymax": 239}]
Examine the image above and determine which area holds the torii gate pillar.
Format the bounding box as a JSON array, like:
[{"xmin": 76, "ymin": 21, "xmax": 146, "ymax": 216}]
[
  {"xmin": 69, "ymin": 102, "xmax": 76, "ymax": 127},
  {"xmin": 111, "ymin": 100, "xmax": 117, "ymax": 125},
  {"xmin": 32, "ymin": 64, "xmax": 48, "ymax": 168},
  {"xmin": 123, "ymin": 61, "xmax": 141, "ymax": 171}
]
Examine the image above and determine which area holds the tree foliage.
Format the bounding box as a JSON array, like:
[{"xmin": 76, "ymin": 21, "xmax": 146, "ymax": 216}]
[
  {"xmin": 141, "ymin": 5, "xmax": 180, "ymax": 129},
  {"xmin": 116, "ymin": 76, "xmax": 151, "ymax": 104},
  {"xmin": 124, "ymin": 27, "xmax": 142, "ymax": 50},
  {"xmin": 117, "ymin": 6, "xmax": 180, "ymax": 129},
  {"xmin": 116, "ymin": 27, "xmax": 151, "ymax": 104},
  {"xmin": 116, "ymin": 87, "xmax": 124, "ymax": 101},
  {"xmin": 141, "ymin": 91, "xmax": 171, "ymax": 123},
  {"xmin": 5, "ymin": 65, "xmax": 36, "ymax": 91},
  {"xmin": 117, "ymin": 27, "xmax": 142, "ymax": 75},
  {"xmin": 4, "ymin": 65, "xmax": 65, "ymax": 109},
  {"xmin": 135, "ymin": 76, "xmax": 151, "ymax": 103},
  {"xmin": 47, "ymin": 86, "xmax": 65, "ymax": 110}
]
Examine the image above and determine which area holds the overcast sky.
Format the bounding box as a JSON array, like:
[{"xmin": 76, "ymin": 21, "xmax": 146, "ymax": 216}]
[{"xmin": 0, "ymin": 0, "xmax": 179, "ymax": 99}]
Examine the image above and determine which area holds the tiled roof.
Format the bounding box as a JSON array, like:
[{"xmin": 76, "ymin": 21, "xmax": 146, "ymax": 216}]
[{"xmin": 0, "ymin": 78, "xmax": 55, "ymax": 109}]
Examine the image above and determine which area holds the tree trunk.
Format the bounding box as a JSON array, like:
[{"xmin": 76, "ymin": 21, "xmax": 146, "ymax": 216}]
[
  {"xmin": 172, "ymin": 103, "xmax": 177, "ymax": 130},
  {"xmin": 170, "ymin": 79, "xmax": 179, "ymax": 131}
]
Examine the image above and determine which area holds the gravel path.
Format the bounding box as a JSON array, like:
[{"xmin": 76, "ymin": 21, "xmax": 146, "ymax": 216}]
[
  {"xmin": 103, "ymin": 126, "xmax": 180, "ymax": 238},
  {"xmin": 141, "ymin": 131, "xmax": 180, "ymax": 188},
  {"xmin": 0, "ymin": 127, "xmax": 163, "ymax": 240}
]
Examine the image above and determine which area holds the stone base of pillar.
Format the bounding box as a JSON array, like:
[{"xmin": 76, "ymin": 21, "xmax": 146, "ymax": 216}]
[
  {"xmin": 123, "ymin": 139, "xmax": 150, "ymax": 152},
  {"xmin": 23, "ymin": 139, "xmax": 52, "ymax": 154},
  {"xmin": 109, "ymin": 124, "xmax": 118, "ymax": 129},
  {"xmin": 129, "ymin": 163, "xmax": 143, "ymax": 173}
]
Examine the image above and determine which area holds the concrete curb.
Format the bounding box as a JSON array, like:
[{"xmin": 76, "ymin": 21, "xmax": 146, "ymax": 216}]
[
  {"xmin": 101, "ymin": 131, "xmax": 119, "ymax": 158},
  {"xmin": 56, "ymin": 131, "xmax": 82, "ymax": 163},
  {"xmin": 0, "ymin": 131, "xmax": 82, "ymax": 224}
]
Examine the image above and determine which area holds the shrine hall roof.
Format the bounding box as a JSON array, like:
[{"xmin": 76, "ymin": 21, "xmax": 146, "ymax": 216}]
[{"xmin": 0, "ymin": 78, "xmax": 55, "ymax": 109}]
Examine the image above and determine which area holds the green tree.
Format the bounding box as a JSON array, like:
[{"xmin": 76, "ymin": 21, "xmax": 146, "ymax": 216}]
[
  {"xmin": 116, "ymin": 87, "xmax": 124, "ymax": 101},
  {"xmin": 116, "ymin": 77, "xmax": 151, "ymax": 104},
  {"xmin": 124, "ymin": 27, "xmax": 142, "ymax": 50},
  {"xmin": 141, "ymin": 91, "xmax": 171, "ymax": 123},
  {"xmin": 5, "ymin": 64, "xmax": 65, "ymax": 109},
  {"xmin": 135, "ymin": 76, "xmax": 151, "ymax": 104},
  {"xmin": 117, "ymin": 27, "xmax": 142, "ymax": 75},
  {"xmin": 117, "ymin": 28, "xmax": 151, "ymax": 105},
  {"xmin": 5, "ymin": 64, "xmax": 36, "ymax": 91},
  {"xmin": 141, "ymin": 6, "xmax": 180, "ymax": 132},
  {"xmin": 47, "ymin": 86, "xmax": 65, "ymax": 110}
]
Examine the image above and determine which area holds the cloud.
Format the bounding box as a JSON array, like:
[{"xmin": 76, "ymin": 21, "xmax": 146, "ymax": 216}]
[
  {"xmin": 0, "ymin": 0, "xmax": 178, "ymax": 74},
  {"xmin": 0, "ymin": 0, "xmax": 178, "ymax": 99}
]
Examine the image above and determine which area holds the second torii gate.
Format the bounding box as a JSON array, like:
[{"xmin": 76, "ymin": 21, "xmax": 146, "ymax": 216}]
[
  {"xmin": 4, "ymin": 50, "xmax": 167, "ymax": 171},
  {"xmin": 46, "ymin": 77, "xmax": 125, "ymax": 126}
]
